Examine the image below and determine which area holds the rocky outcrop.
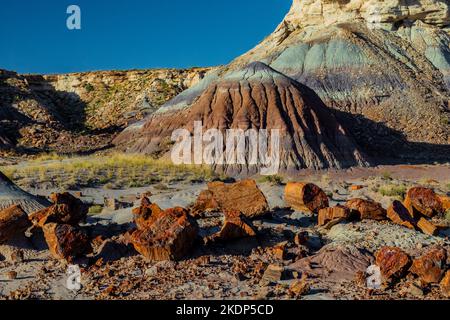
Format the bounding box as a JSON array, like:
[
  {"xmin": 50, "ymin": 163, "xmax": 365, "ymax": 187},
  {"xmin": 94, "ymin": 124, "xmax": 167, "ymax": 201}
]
[
  {"xmin": 0, "ymin": 67, "xmax": 210, "ymax": 154},
  {"xmin": 0, "ymin": 171, "xmax": 50, "ymax": 214},
  {"xmin": 115, "ymin": 62, "xmax": 369, "ymax": 172},
  {"xmin": 152, "ymin": 0, "xmax": 450, "ymax": 162}
]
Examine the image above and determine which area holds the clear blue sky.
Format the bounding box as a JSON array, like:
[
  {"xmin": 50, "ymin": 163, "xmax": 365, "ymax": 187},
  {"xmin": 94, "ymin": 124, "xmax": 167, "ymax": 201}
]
[{"xmin": 0, "ymin": 0, "xmax": 291, "ymax": 74}]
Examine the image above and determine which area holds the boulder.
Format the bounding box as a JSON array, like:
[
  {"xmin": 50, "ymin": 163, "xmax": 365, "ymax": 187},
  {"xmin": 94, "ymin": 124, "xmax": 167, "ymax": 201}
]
[
  {"xmin": 209, "ymin": 210, "xmax": 256, "ymax": 242},
  {"xmin": 345, "ymin": 198, "xmax": 386, "ymax": 221},
  {"xmin": 0, "ymin": 205, "xmax": 30, "ymax": 244},
  {"xmin": 318, "ymin": 205, "xmax": 350, "ymax": 227},
  {"xmin": 375, "ymin": 246, "xmax": 411, "ymax": 283},
  {"xmin": 285, "ymin": 182, "xmax": 329, "ymax": 214},
  {"xmin": 404, "ymin": 187, "xmax": 444, "ymax": 218},
  {"xmin": 42, "ymin": 223, "xmax": 89, "ymax": 261},
  {"xmin": 30, "ymin": 193, "xmax": 88, "ymax": 227},
  {"xmin": 417, "ymin": 218, "xmax": 438, "ymax": 236},
  {"xmin": 410, "ymin": 247, "xmax": 447, "ymax": 284},
  {"xmin": 130, "ymin": 207, "xmax": 198, "ymax": 261},
  {"xmin": 191, "ymin": 180, "xmax": 269, "ymax": 219},
  {"xmin": 387, "ymin": 200, "xmax": 416, "ymax": 230}
]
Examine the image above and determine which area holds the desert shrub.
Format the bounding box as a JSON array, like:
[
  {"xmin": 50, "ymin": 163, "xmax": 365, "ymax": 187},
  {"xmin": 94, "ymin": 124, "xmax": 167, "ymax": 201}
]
[
  {"xmin": 88, "ymin": 205, "xmax": 103, "ymax": 215},
  {"xmin": 381, "ymin": 171, "xmax": 392, "ymax": 181},
  {"xmin": 84, "ymin": 83, "xmax": 95, "ymax": 92},
  {"xmin": 377, "ymin": 184, "xmax": 407, "ymax": 199},
  {"xmin": 258, "ymin": 175, "xmax": 284, "ymax": 186}
]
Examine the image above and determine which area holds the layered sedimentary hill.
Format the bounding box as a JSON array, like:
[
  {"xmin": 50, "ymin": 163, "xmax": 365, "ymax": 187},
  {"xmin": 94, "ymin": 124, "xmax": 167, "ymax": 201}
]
[
  {"xmin": 0, "ymin": 171, "xmax": 50, "ymax": 214},
  {"xmin": 115, "ymin": 62, "xmax": 369, "ymax": 172},
  {"xmin": 0, "ymin": 68, "xmax": 210, "ymax": 154},
  {"xmin": 152, "ymin": 0, "xmax": 450, "ymax": 162}
]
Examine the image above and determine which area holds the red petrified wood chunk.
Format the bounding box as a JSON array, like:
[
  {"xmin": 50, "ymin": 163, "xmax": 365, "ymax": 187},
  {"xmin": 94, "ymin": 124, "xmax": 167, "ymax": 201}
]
[
  {"xmin": 0, "ymin": 205, "xmax": 31, "ymax": 244},
  {"xmin": 43, "ymin": 223, "xmax": 89, "ymax": 261},
  {"xmin": 404, "ymin": 187, "xmax": 444, "ymax": 218},
  {"xmin": 387, "ymin": 200, "xmax": 416, "ymax": 230},
  {"xmin": 410, "ymin": 247, "xmax": 447, "ymax": 284},
  {"xmin": 130, "ymin": 207, "xmax": 199, "ymax": 261},
  {"xmin": 191, "ymin": 179, "xmax": 269, "ymax": 218},
  {"xmin": 285, "ymin": 182, "xmax": 329, "ymax": 214},
  {"xmin": 318, "ymin": 205, "xmax": 350, "ymax": 227},
  {"xmin": 375, "ymin": 246, "xmax": 411, "ymax": 283},
  {"xmin": 345, "ymin": 198, "xmax": 387, "ymax": 221},
  {"xmin": 30, "ymin": 192, "xmax": 88, "ymax": 227}
]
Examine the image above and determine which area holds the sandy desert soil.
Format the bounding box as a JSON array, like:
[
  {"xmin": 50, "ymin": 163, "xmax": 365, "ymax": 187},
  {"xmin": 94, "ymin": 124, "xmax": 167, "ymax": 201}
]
[{"xmin": 0, "ymin": 162, "xmax": 449, "ymax": 300}]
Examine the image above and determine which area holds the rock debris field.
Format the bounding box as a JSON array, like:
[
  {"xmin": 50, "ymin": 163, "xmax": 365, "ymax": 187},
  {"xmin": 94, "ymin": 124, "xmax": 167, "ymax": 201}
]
[{"xmin": 0, "ymin": 166, "xmax": 449, "ymax": 300}]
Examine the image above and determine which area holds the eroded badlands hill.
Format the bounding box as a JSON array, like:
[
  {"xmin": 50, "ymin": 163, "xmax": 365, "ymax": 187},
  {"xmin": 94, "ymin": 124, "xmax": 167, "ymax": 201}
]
[
  {"xmin": 115, "ymin": 62, "xmax": 369, "ymax": 172},
  {"xmin": 144, "ymin": 0, "xmax": 450, "ymax": 163}
]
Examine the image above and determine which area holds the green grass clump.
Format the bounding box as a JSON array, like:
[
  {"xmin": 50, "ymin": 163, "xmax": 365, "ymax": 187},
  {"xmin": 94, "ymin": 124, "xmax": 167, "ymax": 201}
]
[
  {"xmin": 381, "ymin": 171, "xmax": 393, "ymax": 181},
  {"xmin": 377, "ymin": 184, "xmax": 407, "ymax": 199},
  {"xmin": 258, "ymin": 175, "xmax": 285, "ymax": 186},
  {"xmin": 88, "ymin": 205, "xmax": 103, "ymax": 215}
]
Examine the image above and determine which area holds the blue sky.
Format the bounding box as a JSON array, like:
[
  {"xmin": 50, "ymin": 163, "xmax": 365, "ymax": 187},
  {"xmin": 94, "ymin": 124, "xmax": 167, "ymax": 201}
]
[{"xmin": 0, "ymin": 0, "xmax": 291, "ymax": 74}]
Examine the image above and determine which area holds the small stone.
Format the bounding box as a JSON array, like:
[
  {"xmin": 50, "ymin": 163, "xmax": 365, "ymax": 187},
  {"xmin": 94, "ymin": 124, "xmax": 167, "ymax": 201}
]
[
  {"xmin": 260, "ymin": 265, "xmax": 284, "ymax": 285},
  {"xmin": 294, "ymin": 232, "xmax": 309, "ymax": 246},
  {"xmin": 289, "ymin": 275, "xmax": 310, "ymax": 297}
]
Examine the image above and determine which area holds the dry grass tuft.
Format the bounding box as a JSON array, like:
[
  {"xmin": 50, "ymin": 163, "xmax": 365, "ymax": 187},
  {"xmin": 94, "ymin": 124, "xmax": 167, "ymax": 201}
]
[{"xmin": 1, "ymin": 153, "xmax": 214, "ymax": 190}]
